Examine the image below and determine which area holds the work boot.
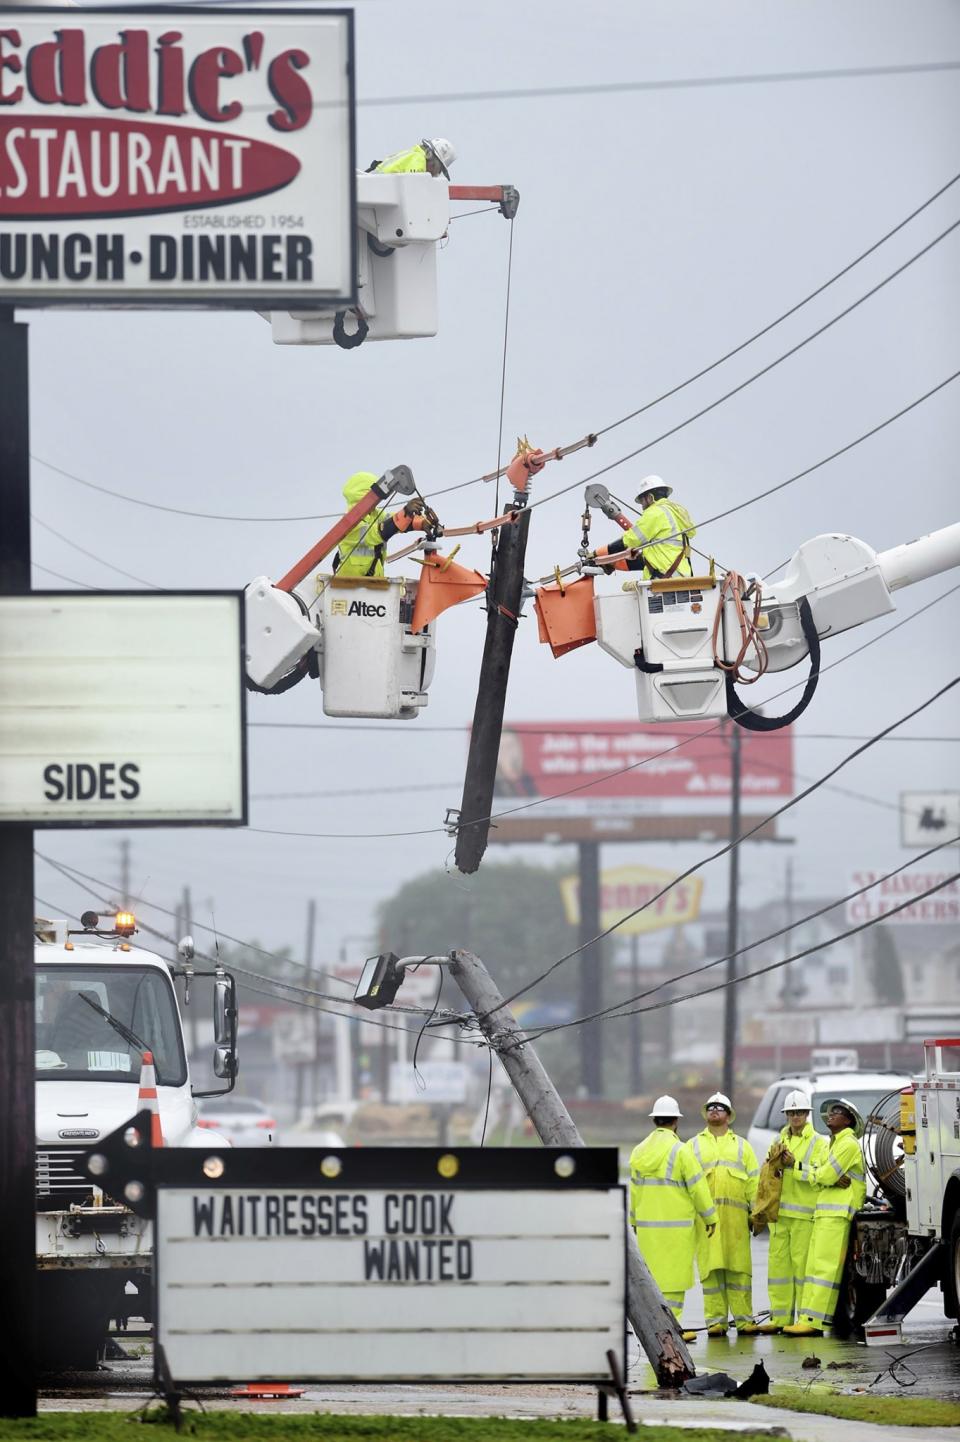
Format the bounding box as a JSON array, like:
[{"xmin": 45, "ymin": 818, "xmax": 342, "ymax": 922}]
[
  {"xmin": 681, "ymin": 1330, "xmax": 698, "ymax": 1343},
  {"xmin": 782, "ymin": 1322, "xmax": 823, "ymax": 1337},
  {"xmin": 737, "ymin": 1322, "xmax": 760, "ymax": 1335},
  {"xmin": 756, "ymin": 1322, "xmax": 782, "ymax": 1334},
  {"xmin": 706, "ymin": 1324, "xmax": 728, "ymax": 1337}
]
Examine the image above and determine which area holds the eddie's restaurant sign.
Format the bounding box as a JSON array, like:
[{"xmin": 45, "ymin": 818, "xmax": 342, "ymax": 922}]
[{"xmin": 0, "ymin": 7, "xmax": 356, "ymax": 305}]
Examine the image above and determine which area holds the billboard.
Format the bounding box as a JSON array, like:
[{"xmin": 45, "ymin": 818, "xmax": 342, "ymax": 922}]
[
  {"xmin": 0, "ymin": 592, "xmax": 246, "ymax": 825},
  {"xmin": 901, "ymin": 792, "xmax": 960, "ymax": 849},
  {"xmin": 846, "ymin": 871, "xmax": 960, "ymax": 925},
  {"xmin": 493, "ymin": 722, "xmax": 793, "ymax": 815},
  {"xmin": 0, "ymin": 6, "xmax": 356, "ymax": 306},
  {"xmin": 560, "ymin": 864, "xmax": 703, "ymax": 936}
]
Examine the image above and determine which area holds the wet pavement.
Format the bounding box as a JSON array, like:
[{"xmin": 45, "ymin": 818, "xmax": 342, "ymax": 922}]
[{"xmin": 37, "ymin": 1238, "xmax": 959, "ymax": 1433}]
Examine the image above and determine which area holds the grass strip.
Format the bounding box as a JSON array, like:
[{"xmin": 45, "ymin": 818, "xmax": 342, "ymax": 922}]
[
  {"xmin": 1, "ymin": 1412, "xmax": 787, "ymax": 1442},
  {"xmin": 752, "ymin": 1387, "xmax": 960, "ymax": 1427}
]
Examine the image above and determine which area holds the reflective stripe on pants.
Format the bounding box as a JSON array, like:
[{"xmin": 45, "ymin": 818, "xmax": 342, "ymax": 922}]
[
  {"xmin": 701, "ymin": 1268, "xmax": 753, "ymax": 1329},
  {"xmin": 797, "ymin": 1216, "xmax": 851, "ymax": 1329},
  {"xmin": 767, "ymin": 1215, "xmax": 814, "ymax": 1324},
  {"xmin": 662, "ymin": 1290, "xmax": 684, "ymax": 1322}
]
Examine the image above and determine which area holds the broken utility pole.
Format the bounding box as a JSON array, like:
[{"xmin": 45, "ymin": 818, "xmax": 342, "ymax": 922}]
[
  {"xmin": 447, "ymin": 948, "xmax": 695, "ymax": 1387},
  {"xmin": 454, "ymin": 498, "xmax": 531, "ymax": 874}
]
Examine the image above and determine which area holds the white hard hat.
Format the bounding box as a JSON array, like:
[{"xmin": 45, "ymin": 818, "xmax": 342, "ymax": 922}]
[
  {"xmin": 635, "ymin": 474, "xmax": 672, "ymax": 503},
  {"xmin": 649, "ymin": 1094, "xmax": 682, "ymax": 1118},
  {"xmin": 819, "ymin": 1096, "xmax": 865, "ymax": 1139},
  {"xmin": 783, "ymin": 1090, "xmax": 812, "ymax": 1113},
  {"xmin": 702, "ymin": 1091, "xmax": 736, "ymax": 1122},
  {"xmin": 425, "ymin": 137, "xmax": 456, "ymax": 178}
]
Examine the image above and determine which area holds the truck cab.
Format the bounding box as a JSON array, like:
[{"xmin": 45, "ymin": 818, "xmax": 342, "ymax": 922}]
[{"xmin": 35, "ymin": 911, "xmax": 237, "ymax": 1369}]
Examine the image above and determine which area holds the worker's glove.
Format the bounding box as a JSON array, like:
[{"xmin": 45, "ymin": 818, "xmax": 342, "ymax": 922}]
[
  {"xmin": 835, "ymin": 1174, "xmax": 851, "ymax": 1189},
  {"xmin": 705, "ymin": 1222, "xmax": 717, "ymax": 1238},
  {"xmin": 403, "ymin": 498, "xmax": 425, "ymax": 517},
  {"xmin": 751, "ymin": 1220, "xmax": 766, "ymax": 1236}
]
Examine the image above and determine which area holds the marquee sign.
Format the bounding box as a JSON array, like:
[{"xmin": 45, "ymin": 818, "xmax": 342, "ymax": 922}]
[
  {"xmin": 84, "ymin": 1120, "xmax": 627, "ymax": 1387},
  {"xmin": 0, "ymin": 592, "xmax": 246, "ymax": 825},
  {"xmin": 0, "ymin": 5, "xmax": 356, "ymax": 306}
]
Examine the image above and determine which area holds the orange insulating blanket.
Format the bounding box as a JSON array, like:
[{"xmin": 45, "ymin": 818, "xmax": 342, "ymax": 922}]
[
  {"xmin": 534, "ymin": 575, "xmax": 597, "ymax": 658},
  {"xmin": 411, "ymin": 553, "xmax": 488, "ymax": 633}
]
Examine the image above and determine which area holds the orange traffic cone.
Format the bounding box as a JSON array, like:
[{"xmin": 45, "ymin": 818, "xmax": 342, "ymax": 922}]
[
  {"xmin": 230, "ymin": 1384, "xmax": 305, "ymax": 1399},
  {"xmin": 534, "ymin": 575, "xmax": 597, "ymax": 657},
  {"xmin": 138, "ymin": 1050, "xmax": 165, "ymax": 1148},
  {"xmin": 411, "ymin": 551, "xmax": 488, "ymax": 633}
]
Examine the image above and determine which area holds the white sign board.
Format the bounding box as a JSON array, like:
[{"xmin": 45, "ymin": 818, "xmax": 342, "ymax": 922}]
[
  {"xmin": 156, "ymin": 1183, "xmax": 626, "ymax": 1382},
  {"xmin": 389, "ymin": 1059, "xmax": 469, "ymax": 1105},
  {"xmin": 846, "ymin": 870, "xmax": 960, "ymax": 925},
  {"xmin": 901, "ymin": 792, "xmax": 960, "ymax": 849},
  {"xmin": 0, "ymin": 6, "xmax": 355, "ymax": 306},
  {"xmin": 0, "ymin": 592, "xmax": 246, "ymax": 824}
]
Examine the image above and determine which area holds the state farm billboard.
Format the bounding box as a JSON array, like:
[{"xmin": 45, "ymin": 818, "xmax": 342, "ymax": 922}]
[
  {"xmin": 0, "ymin": 6, "xmax": 355, "ymax": 305},
  {"xmin": 493, "ymin": 721, "xmax": 793, "ymax": 816}
]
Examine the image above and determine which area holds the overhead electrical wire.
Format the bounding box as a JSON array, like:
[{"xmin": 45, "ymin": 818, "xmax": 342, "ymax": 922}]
[
  {"xmin": 30, "ymin": 172, "xmax": 960, "ymax": 525},
  {"xmin": 489, "ymin": 671, "xmax": 960, "ymax": 1014},
  {"xmin": 248, "ymin": 720, "xmax": 960, "ymax": 742},
  {"xmin": 512, "ymin": 868, "xmax": 960, "ymax": 1050},
  {"xmin": 31, "ymin": 562, "xmax": 98, "ymax": 590},
  {"xmin": 32, "ymin": 514, "xmax": 163, "ymax": 590},
  {"xmin": 519, "ymin": 837, "xmax": 960, "ymax": 1043}
]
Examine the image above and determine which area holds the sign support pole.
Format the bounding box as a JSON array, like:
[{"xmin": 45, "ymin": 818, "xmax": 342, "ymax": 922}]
[
  {"xmin": 578, "ymin": 839, "xmax": 604, "ymax": 1098},
  {"xmin": 0, "ymin": 307, "xmax": 37, "ymax": 1417},
  {"xmin": 447, "ymin": 948, "xmax": 695, "ymax": 1387}
]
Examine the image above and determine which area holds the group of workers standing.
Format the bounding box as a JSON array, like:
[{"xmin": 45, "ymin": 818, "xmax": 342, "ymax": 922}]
[{"xmin": 630, "ymin": 1089, "xmax": 866, "ymax": 1340}]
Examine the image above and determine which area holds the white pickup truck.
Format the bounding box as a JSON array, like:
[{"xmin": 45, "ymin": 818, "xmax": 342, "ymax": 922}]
[{"xmin": 35, "ymin": 910, "xmax": 237, "ymax": 1369}]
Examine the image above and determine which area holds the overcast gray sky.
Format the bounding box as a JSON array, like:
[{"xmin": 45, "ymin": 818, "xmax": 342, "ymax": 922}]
[{"xmin": 26, "ymin": 0, "xmax": 960, "ymax": 980}]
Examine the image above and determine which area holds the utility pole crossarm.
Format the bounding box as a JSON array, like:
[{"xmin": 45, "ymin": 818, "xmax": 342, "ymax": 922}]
[{"xmin": 447, "ymin": 949, "xmax": 695, "ymax": 1387}]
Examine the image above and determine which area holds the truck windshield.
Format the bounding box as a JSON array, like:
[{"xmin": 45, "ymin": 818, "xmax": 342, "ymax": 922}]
[{"xmin": 36, "ymin": 965, "xmax": 186, "ymax": 1086}]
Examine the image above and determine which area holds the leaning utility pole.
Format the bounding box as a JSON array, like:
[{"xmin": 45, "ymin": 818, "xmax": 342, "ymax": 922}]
[
  {"xmin": 455, "ymin": 498, "xmax": 531, "ymax": 874},
  {"xmin": 447, "ymin": 949, "xmax": 695, "ymax": 1386}
]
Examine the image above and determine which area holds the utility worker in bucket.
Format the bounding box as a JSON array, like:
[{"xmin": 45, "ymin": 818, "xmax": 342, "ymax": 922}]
[
  {"xmin": 630, "ymin": 1095, "xmax": 718, "ymax": 1342},
  {"xmin": 371, "ymin": 138, "xmax": 456, "ymax": 179},
  {"xmin": 332, "ymin": 471, "xmax": 438, "ymax": 579},
  {"xmin": 754, "ymin": 1090, "xmax": 829, "ymax": 1333},
  {"xmin": 783, "ymin": 1098, "xmax": 866, "ymax": 1336},
  {"xmin": 687, "ymin": 1091, "xmax": 761, "ymax": 1336},
  {"xmin": 591, "ymin": 476, "xmax": 697, "ymax": 580}
]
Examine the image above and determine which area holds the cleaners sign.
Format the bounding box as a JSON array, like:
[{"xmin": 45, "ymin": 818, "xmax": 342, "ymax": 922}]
[
  {"xmin": 0, "ymin": 592, "xmax": 246, "ymax": 825},
  {"xmin": 92, "ymin": 1133, "xmax": 626, "ymax": 1386},
  {"xmin": 0, "ymin": 6, "xmax": 355, "ymax": 305}
]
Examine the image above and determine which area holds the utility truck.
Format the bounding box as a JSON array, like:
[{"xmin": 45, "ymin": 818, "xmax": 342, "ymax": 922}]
[
  {"xmin": 838, "ymin": 1038, "xmax": 960, "ymax": 1342},
  {"xmin": 34, "ymin": 909, "xmax": 238, "ymax": 1369}
]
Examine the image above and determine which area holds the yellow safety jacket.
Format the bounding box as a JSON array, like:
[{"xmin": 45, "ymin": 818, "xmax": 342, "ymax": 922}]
[
  {"xmin": 805, "ymin": 1127, "xmax": 866, "ymax": 1221},
  {"xmin": 774, "ymin": 1123, "xmax": 828, "ymax": 1223},
  {"xmin": 630, "ymin": 1126, "xmax": 717, "ymax": 1294},
  {"xmin": 374, "ymin": 145, "xmax": 428, "ymax": 175},
  {"xmin": 622, "ymin": 499, "xmax": 696, "ymax": 579},
  {"xmin": 688, "ymin": 1128, "xmax": 759, "ymax": 1276},
  {"xmin": 335, "ymin": 471, "xmax": 387, "ymax": 578}
]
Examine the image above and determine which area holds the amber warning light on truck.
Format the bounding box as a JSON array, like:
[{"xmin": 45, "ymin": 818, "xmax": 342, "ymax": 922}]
[{"xmin": 0, "ymin": 8, "xmax": 356, "ymax": 306}]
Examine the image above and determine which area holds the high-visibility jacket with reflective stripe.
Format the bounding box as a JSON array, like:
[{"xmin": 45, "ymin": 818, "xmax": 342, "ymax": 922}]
[
  {"xmin": 775, "ymin": 1123, "xmax": 828, "ymax": 1221},
  {"xmin": 622, "ymin": 499, "xmax": 696, "ymax": 578},
  {"xmin": 629, "ymin": 1126, "xmax": 717, "ymax": 1294},
  {"xmin": 375, "ymin": 145, "xmax": 428, "ymax": 174},
  {"xmin": 688, "ymin": 1128, "xmax": 760, "ymax": 1277},
  {"xmin": 335, "ymin": 471, "xmax": 387, "ymax": 578},
  {"xmin": 806, "ymin": 1127, "xmax": 866, "ymax": 1219}
]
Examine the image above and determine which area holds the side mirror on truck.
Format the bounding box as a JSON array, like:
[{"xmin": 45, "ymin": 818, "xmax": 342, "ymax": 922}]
[{"xmin": 212, "ymin": 973, "xmax": 238, "ymax": 1082}]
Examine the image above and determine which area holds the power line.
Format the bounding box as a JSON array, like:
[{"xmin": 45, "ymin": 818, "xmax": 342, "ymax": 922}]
[
  {"xmin": 514, "ymin": 867, "xmax": 960, "ymax": 1047},
  {"xmin": 32, "ymin": 514, "xmax": 162, "ymax": 590},
  {"xmin": 247, "ymin": 720, "xmax": 960, "ymax": 743},
  {"xmin": 31, "ymin": 562, "xmax": 97, "ymax": 590},
  {"xmin": 489, "ymin": 672, "xmax": 960, "ymax": 1015},
  {"xmin": 521, "ymin": 838, "xmax": 960, "ymax": 1043}
]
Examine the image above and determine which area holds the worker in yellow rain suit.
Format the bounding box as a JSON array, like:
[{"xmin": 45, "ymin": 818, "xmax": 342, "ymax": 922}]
[
  {"xmin": 372, "ymin": 138, "xmax": 456, "ymax": 179},
  {"xmin": 784, "ymin": 1098, "xmax": 866, "ymax": 1336},
  {"xmin": 630, "ymin": 1094, "xmax": 717, "ymax": 1343},
  {"xmin": 688, "ymin": 1091, "xmax": 761, "ymax": 1336},
  {"xmin": 754, "ymin": 1089, "xmax": 828, "ymax": 1333},
  {"xmin": 333, "ymin": 472, "xmax": 436, "ymax": 579},
  {"xmin": 592, "ymin": 476, "xmax": 697, "ymax": 579}
]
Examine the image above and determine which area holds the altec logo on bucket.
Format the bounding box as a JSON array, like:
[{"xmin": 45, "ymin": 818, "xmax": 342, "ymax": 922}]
[{"xmin": 0, "ymin": 9, "xmax": 355, "ymax": 305}]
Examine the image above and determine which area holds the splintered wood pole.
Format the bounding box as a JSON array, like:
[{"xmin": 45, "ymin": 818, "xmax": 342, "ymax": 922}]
[
  {"xmin": 447, "ymin": 949, "xmax": 695, "ymax": 1387},
  {"xmin": 454, "ymin": 506, "xmax": 531, "ymax": 874}
]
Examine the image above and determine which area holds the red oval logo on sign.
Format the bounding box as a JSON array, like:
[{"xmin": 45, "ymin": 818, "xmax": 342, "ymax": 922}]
[{"xmin": 0, "ymin": 116, "xmax": 300, "ymax": 220}]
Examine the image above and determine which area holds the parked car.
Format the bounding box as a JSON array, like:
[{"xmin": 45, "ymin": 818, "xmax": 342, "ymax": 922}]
[
  {"xmin": 197, "ymin": 1095, "xmax": 279, "ymax": 1147},
  {"xmin": 747, "ymin": 1069, "xmax": 912, "ymax": 1168}
]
